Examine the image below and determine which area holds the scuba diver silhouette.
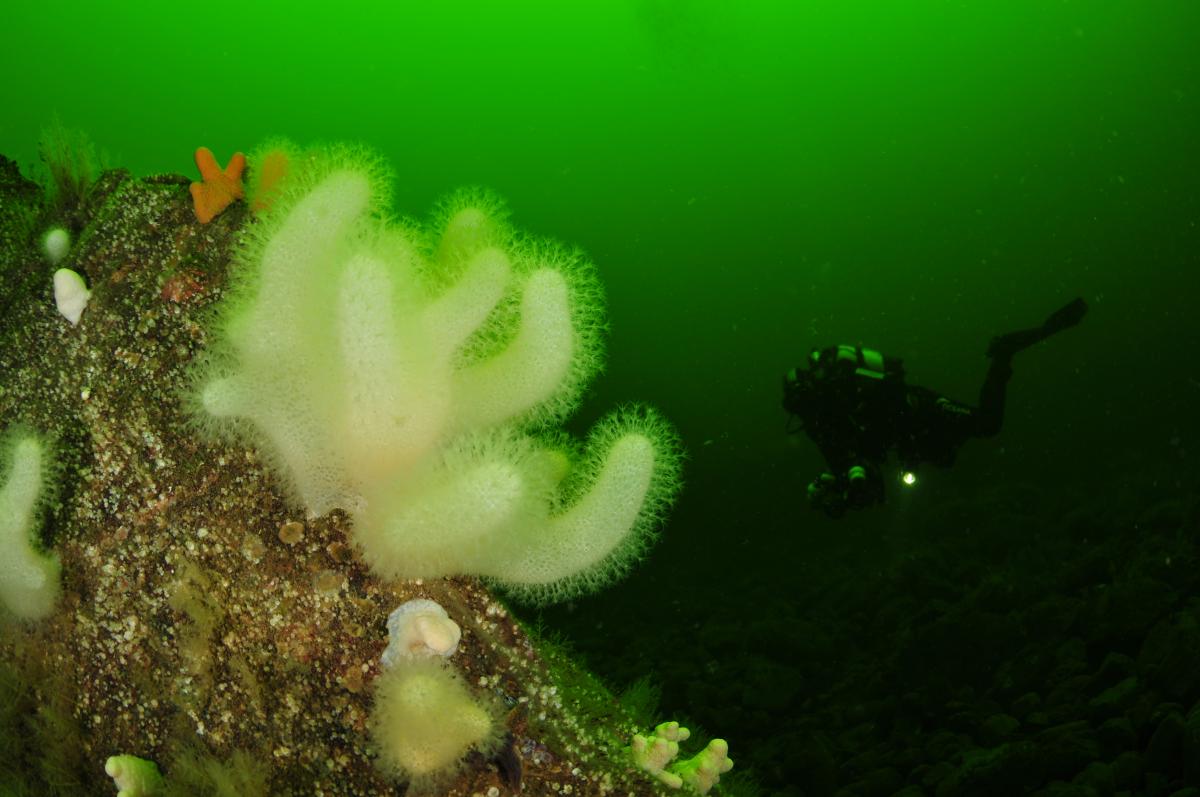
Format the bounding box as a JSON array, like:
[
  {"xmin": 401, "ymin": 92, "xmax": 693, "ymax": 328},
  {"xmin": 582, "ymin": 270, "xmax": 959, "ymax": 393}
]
[{"xmin": 782, "ymin": 298, "xmax": 1088, "ymax": 518}]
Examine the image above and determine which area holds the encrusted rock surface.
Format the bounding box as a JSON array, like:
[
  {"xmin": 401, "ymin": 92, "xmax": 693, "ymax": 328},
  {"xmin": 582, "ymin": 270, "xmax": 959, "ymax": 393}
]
[{"xmin": 0, "ymin": 156, "xmax": 665, "ymax": 796}]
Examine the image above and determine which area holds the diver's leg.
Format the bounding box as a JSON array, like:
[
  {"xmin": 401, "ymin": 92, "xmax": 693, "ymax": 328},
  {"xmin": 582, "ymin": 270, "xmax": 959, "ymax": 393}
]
[
  {"xmin": 974, "ymin": 356, "xmax": 1011, "ymax": 438},
  {"xmin": 978, "ymin": 296, "xmax": 1087, "ymax": 434}
]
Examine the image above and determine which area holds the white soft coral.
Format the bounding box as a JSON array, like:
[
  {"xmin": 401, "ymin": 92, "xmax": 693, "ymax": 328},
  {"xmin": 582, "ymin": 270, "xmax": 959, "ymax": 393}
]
[
  {"xmin": 0, "ymin": 427, "xmax": 60, "ymax": 620},
  {"xmin": 195, "ymin": 144, "xmax": 680, "ymax": 602},
  {"xmin": 630, "ymin": 722, "xmax": 733, "ymax": 795}
]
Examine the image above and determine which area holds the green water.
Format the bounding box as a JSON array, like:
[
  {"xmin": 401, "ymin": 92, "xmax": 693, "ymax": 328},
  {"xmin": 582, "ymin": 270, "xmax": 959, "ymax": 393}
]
[{"xmin": 4, "ymin": 1, "xmax": 1199, "ymax": 790}]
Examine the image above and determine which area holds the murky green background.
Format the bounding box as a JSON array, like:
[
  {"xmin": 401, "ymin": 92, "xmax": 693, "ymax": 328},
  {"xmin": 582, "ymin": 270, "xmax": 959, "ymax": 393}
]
[{"xmin": 4, "ymin": 1, "xmax": 1198, "ymax": 790}]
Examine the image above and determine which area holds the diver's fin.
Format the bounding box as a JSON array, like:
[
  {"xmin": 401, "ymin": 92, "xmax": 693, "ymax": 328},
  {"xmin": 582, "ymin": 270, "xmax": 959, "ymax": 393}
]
[
  {"xmin": 986, "ymin": 296, "xmax": 1088, "ymax": 360},
  {"xmin": 1041, "ymin": 296, "xmax": 1088, "ymax": 335}
]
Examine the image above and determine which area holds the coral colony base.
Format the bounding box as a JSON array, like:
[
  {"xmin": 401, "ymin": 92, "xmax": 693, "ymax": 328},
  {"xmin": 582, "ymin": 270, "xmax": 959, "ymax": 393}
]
[{"xmin": 0, "ymin": 142, "xmax": 732, "ymax": 796}]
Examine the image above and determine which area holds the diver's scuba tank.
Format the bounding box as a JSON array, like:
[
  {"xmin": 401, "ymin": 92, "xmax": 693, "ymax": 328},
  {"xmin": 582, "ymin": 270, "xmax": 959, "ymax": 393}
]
[
  {"xmin": 809, "ymin": 344, "xmax": 906, "ymax": 384},
  {"xmin": 806, "ymin": 348, "xmax": 907, "ymax": 400},
  {"xmin": 784, "ymin": 345, "xmax": 904, "ymax": 417}
]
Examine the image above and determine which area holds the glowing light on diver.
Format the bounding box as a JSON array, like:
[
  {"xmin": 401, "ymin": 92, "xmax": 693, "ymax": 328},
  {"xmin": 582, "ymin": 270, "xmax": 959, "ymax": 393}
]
[{"xmin": 901, "ymin": 471, "xmax": 917, "ymax": 486}]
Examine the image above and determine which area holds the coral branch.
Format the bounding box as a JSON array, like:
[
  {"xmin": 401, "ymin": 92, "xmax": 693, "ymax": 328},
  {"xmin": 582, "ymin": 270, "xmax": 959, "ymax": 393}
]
[{"xmin": 0, "ymin": 427, "xmax": 60, "ymax": 620}]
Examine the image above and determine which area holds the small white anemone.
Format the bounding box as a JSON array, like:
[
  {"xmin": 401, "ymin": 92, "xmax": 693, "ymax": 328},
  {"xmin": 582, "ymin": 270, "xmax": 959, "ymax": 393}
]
[
  {"xmin": 104, "ymin": 754, "xmax": 164, "ymax": 797},
  {"xmin": 381, "ymin": 598, "xmax": 461, "ymax": 667},
  {"xmin": 53, "ymin": 268, "xmax": 90, "ymax": 326},
  {"xmin": 42, "ymin": 227, "xmax": 70, "ymax": 264}
]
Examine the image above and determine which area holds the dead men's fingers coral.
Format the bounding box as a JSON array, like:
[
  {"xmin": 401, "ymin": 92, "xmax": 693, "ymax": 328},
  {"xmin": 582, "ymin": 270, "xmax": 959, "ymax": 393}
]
[
  {"xmin": 670, "ymin": 738, "xmax": 734, "ymax": 795},
  {"xmin": 478, "ymin": 408, "xmax": 681, "ymax": 599},
  {"xmin": 0, "ymin": 427, "xmax": 61, "ymax": 621},
  {"xmin": 629, "ymin": 722, "xmax": 733, "ymax": 796},
  {"xmin": 198, "ymin": 161, "xmax": 380, "ymax": 516},
  {"xmin": 368, "ymin": 657, "xmax": 501, "ymax": 794},
  {"xmin": 191, "ymin": 141, "xmax": 681, "ymax": 603}
]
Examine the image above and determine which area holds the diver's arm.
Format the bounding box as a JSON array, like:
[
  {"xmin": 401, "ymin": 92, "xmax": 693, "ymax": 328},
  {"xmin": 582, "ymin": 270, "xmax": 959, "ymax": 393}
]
[{"xmin": 897, "ymin": 386, "xmax": 978, "ymax": 467}]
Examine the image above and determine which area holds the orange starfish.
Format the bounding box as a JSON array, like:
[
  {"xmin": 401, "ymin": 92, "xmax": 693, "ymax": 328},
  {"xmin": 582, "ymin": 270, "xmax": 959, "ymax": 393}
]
[{"xmin": 190, "ymin": 147, "xmax": 246, "ymax": 223}]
